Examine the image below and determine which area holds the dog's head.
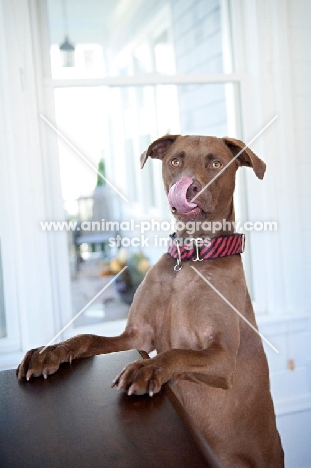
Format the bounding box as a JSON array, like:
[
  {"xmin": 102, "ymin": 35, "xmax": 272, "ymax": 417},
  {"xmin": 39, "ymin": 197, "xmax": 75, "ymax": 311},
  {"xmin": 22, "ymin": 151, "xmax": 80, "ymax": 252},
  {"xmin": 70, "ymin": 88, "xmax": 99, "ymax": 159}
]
[{"xmin": 141, "ymin": 134, "xmax": 266, "ymax": 223}]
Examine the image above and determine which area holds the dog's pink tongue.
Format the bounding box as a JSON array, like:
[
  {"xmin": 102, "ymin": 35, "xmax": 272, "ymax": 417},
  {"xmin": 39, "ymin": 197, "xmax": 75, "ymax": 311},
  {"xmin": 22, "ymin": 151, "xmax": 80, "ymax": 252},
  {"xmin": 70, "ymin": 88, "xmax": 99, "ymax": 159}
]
[{"xmin": 168, "ymin": 177, "xmax": 197, "ymax": 213}]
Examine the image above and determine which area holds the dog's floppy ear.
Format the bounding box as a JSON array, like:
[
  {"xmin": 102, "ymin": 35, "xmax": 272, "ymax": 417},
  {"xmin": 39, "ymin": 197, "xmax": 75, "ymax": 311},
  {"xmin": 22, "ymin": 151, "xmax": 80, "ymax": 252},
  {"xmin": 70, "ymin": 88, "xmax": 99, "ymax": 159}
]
[
  {"xmin": 223, "ymin": 137, "xmax": 266, "ymax": 179},
  {"xmin": 140, "ymin": 134, "xmax": 179, "ymax": 169}
]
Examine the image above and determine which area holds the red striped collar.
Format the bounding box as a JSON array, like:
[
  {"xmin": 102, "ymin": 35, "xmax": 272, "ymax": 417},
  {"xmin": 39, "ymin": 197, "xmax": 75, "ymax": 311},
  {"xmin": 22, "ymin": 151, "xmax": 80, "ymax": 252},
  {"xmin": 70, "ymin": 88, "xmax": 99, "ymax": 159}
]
[{"xmin": 168, "ymin": 233, "xmax": 245, "ymax": 270}]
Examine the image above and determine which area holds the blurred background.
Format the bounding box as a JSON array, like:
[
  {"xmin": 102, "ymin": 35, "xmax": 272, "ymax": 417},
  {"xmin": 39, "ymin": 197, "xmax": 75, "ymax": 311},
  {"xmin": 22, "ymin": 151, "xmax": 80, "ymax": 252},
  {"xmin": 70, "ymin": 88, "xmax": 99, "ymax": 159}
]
[{"xmin": 0, "ymin": 1, "xmax": 310, "ymax": 466}]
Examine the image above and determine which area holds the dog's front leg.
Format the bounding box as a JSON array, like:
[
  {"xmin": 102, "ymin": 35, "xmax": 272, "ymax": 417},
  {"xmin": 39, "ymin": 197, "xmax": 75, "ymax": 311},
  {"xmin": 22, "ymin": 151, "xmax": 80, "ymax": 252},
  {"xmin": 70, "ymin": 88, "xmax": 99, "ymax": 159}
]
[
  {"xmin": 17, "ymin": 327, "xmax": 153, "ymax": 381},
  {"xmin": 17, "ymin": 279, "xmax": 157, "ymax": 381},
  {"xmin": 112, "ymin": 337, "xmax": 239, "ymax": 396}
]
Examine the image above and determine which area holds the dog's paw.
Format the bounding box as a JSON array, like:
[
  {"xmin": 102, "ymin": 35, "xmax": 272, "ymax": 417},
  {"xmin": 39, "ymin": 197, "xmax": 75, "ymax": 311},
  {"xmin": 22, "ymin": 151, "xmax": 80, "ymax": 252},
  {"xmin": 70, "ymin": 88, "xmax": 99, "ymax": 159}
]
[
  {"xmin": 16, "ymin": 344, "xmax": 73, "ymax": 381},
  {"xmin": 111, "ymin": 360, "xmax": 167, "ymax": 397}
]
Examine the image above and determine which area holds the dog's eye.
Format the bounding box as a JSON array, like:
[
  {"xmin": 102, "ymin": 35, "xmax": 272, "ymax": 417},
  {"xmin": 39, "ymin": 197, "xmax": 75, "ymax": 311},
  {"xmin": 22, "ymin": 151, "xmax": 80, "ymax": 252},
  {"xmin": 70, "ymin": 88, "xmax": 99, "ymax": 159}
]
[
  {"xmin": 212, "ymin": 161, "xmax": 223, "ymax": 169},
  {"xmin": 171, "ymin": 158, "xmax": 180, "ymax": 167}
]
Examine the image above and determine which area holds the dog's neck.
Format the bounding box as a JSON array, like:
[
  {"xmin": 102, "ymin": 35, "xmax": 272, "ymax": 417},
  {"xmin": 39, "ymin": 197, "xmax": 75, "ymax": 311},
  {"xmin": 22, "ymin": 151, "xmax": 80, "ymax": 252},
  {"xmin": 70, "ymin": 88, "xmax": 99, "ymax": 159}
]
[{"xmin": 174, "ymin": 201, "xmax": 236, "ymax": 238}]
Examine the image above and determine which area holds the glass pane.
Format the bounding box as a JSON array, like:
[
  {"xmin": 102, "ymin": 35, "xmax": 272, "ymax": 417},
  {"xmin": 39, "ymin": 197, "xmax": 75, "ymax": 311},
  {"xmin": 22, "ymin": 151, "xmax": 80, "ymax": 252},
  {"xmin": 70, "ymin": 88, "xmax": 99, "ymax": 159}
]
[
  {"xmin": 0, "ymin": 240, "xmax": 6, "ymax": 338},
  {"xmin": 53, "ymin": 83, "xmax": 237, "ymax": 328},
  {"xmin": 47, "ymin": 0, "xmax": 227, "ymax": 79}
]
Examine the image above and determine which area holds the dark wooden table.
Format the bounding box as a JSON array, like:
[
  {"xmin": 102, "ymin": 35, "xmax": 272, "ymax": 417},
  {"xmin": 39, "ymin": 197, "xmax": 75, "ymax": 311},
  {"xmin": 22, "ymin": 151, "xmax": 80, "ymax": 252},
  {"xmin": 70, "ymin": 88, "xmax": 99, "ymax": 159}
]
[{"xmin": 0, "ymin": 350, "xmax": 222, "ymax": 468}]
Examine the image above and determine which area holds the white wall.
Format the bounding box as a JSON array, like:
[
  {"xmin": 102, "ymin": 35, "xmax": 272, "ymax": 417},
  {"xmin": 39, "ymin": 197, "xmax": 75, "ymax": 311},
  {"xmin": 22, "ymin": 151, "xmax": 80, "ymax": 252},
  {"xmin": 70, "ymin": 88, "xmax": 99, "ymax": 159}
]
[
  {"xmin": 234, "ymin": 0, "xmax": 311, "ymax": 466},
  {"xmin": 287, "ymin": 0, "xmax": 311, "ymax": 308}
]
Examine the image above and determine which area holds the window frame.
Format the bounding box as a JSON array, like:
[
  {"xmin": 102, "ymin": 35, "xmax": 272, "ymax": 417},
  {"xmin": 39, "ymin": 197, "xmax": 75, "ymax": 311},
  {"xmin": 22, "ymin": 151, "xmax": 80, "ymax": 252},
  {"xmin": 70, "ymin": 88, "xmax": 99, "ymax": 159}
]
[
  {"xmin": 41, "ymin": 0, "xmax": 260, "ymax": 311},
  {"xmin": 0, "ymin": 0, "xmax": 270, "ymax": 365}
]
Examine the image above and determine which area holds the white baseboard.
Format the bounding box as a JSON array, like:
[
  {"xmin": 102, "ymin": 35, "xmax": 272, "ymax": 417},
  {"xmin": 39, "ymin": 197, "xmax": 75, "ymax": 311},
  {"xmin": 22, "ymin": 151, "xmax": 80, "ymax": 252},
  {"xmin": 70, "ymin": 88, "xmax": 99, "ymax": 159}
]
[
  {"xmin": 0, "ymin": 352, "xmax": 23, "ymax": 371},
  {"xmin": 64, "ymin": 319, "xmax": 127, "ymax": 339},
  {"xmin": 275, "ymin": 393, "xmax": 311, "ymax": 416}
]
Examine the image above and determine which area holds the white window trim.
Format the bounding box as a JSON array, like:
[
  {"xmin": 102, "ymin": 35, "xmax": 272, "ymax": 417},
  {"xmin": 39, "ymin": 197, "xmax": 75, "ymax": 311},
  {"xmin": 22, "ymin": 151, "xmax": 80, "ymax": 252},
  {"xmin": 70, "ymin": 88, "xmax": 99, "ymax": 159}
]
[{"xmin": 0, "ymin": 0, "xmax": 72, "ymax": 365}]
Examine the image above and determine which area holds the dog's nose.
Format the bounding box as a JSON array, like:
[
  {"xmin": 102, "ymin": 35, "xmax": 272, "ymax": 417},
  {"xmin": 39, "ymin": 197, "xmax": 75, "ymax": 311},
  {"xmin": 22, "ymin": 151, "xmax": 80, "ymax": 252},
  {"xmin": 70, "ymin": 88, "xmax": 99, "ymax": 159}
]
[{"xmin": 186, "ymin": 179, "xmax": 202, "ymax": 200}]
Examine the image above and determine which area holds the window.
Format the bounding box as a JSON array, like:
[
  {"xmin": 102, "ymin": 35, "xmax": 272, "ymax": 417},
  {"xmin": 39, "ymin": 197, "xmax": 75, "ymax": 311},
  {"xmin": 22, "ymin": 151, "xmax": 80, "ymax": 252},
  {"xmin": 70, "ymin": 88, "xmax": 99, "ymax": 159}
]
[
  {"xmin": 42, "ymin": 0, "xmax": 248, "ymax": 335},
  {"xmin": 0, "ymin": 0, "xmax": 250, "ymax": 362}
]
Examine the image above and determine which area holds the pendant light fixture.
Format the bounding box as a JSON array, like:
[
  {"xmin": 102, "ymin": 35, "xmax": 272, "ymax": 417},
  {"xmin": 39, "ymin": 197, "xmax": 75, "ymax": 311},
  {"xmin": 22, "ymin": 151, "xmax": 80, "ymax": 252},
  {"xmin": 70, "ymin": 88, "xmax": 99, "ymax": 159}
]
[{"xmin": 59, "ymin": 0, "xmax": 75, "ymax": 67}]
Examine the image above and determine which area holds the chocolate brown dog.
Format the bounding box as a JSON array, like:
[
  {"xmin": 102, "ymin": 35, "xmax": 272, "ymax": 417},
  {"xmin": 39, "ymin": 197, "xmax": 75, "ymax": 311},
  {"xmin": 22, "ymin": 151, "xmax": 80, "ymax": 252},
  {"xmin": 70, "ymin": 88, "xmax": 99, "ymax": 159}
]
[{"xmin": 17, "ymin": 135, "xmax": 284, "ymax": 467}]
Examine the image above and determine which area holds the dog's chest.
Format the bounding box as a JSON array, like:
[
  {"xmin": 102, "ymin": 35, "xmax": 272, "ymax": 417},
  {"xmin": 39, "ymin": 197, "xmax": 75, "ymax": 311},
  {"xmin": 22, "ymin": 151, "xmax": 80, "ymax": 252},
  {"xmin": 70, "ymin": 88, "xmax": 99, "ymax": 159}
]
[
  {"xmin": 147, "ymin": 254, "xmax": 246, "ymax": 353},
  {"xmin": 151, "ymin": 263, "xmax": 216, "ymax": 352}
]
